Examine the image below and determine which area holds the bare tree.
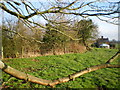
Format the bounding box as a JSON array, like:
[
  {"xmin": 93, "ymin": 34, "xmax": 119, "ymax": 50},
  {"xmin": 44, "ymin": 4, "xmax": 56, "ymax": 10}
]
[{"xmin": 0, "ymin": 0, "xmax": 119, "ymax": 41}]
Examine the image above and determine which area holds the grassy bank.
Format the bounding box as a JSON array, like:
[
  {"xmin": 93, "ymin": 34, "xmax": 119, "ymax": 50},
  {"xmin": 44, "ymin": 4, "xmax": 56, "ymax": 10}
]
[{"xmin": 2, "ymin": 48, "xmax": 119, "ymax": 88}]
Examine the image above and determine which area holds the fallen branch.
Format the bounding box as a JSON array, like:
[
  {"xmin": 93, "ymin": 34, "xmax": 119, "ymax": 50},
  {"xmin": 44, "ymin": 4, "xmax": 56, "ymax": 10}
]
[
  {"xmin": 0, "ymin": 61, "xmax": 52, "ymax": 86},
  {"xmin": 106, "ymin": 51, "xmax": 120, "ymax": 64},
  {"xmin": 0, "ymin": 50, "xmax": 119, "ymax": 87},
  {"xmin": 49, "ymin": 64, "xmax": 120, "ymax": 87}
]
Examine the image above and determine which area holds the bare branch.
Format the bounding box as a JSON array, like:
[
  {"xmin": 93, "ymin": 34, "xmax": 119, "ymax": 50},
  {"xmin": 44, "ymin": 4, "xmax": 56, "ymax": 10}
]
[
  {"xmin": 96, "ymin": 16, "xmax": 119, "ymax": 25},
  {"xmin": 67, "ymin": 1, "xmax": 97, "ymax": 10},
  {"xmin": 58, "ymin": 0, "xmax": 79, "ymax": 11},
  {"xmin": 3, "ymin": 27, "xmax": 44, "ymax": 44},
  {"xmin": 1, "ymin": 1, "xmax": 119, "ymax": 20},
  {"xmin": 6, "ymin": 1, "xmax": 21, "ymax": 14},
  {"xmin": 26, "ymin": 19, "xmax": 82, "ymax": 41},
  {"xmin": 0, "ymin": 3, "xmax": 26, "ymax": 19},
  {"xmin": 59, "ymin": 10, "xmax": 118, "ymax": 17}
]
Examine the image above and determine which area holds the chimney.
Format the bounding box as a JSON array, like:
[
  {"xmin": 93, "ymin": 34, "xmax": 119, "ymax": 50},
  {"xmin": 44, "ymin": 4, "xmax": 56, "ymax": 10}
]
[{"xmin": 101, "ymin": 36, "xmax": 103, "ymax": 39}]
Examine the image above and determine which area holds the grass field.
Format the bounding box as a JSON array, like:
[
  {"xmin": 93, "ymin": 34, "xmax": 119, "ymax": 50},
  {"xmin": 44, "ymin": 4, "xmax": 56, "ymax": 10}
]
[{"xmin": 2, "ymin": 48, "xmax": 120, "ymax": 88}]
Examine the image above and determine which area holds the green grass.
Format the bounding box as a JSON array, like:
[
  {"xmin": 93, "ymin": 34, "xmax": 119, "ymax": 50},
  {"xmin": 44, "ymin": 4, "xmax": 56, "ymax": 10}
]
[{"xmin": 2, "ymin": 48, "xmax": 120, "ymax": 88}]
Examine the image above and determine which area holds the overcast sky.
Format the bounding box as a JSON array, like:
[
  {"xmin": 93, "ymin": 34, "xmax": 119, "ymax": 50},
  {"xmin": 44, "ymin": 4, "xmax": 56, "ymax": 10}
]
[
  {"xmin": 98, "ymin": 20, "xmax": 118, "ymax": 41},
  {"xmin": 91, "ymin": 17, "xmax": 118, "ymax": 41}
]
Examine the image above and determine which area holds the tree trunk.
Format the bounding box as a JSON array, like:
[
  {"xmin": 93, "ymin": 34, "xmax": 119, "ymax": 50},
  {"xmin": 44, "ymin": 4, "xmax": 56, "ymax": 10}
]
[
  {"xmin": 82, "ymin": 39, "xmax": 92, "ymax": 51},
  {"xmin": 21, "ymin": 45, "xmax": 24, "ymax": 58},
  {"xmin": 1, "ymin": 46, "xmax": 3, "ymax": 59},
  {"xmin": 63, "ymin": 43, "xmax": 66, "ymax": 54},
  {"xmin": 52, "ymin": 45, "xmax": 56, "ymax": 55}
]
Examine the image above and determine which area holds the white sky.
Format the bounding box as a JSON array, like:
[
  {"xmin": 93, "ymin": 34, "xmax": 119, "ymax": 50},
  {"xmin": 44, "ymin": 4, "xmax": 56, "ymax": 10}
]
[
  {"xmin": 98, "ymin": 21, "xmax": 118, "ymax": 41},
  {"xmin": 91, "ymin": 17, "xmax": 118, "ymax": 41}
]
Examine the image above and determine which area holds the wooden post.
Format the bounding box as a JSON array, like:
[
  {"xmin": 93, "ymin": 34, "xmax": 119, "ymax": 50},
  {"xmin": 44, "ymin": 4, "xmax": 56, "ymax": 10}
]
[
  {"xmin": 1, "ymin": 46, "xmax": 3, "ymax": 59},
  {"xmin": 0, "ymin": 6, "xmax": 4, "ymax": 88}
]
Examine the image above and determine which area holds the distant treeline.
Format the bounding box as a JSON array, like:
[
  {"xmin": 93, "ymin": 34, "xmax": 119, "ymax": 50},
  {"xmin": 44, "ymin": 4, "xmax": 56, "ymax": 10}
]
[{"xmin": 2, "ymin": 19, "xmax": 98, "ymax": 58}]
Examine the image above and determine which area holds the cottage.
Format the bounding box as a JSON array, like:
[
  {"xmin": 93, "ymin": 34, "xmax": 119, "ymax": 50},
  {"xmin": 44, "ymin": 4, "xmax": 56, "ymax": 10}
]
[
  {"xmin": 96, "ymin": 36, "xmax": 109, "ymax": 45},
  {"xmin": 99, "ymin": 43, "xmax": 110, "ymax": 49},
  {"xmin": 92, "ymin": 36, "xmax": 110, "ymax": 48}
]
